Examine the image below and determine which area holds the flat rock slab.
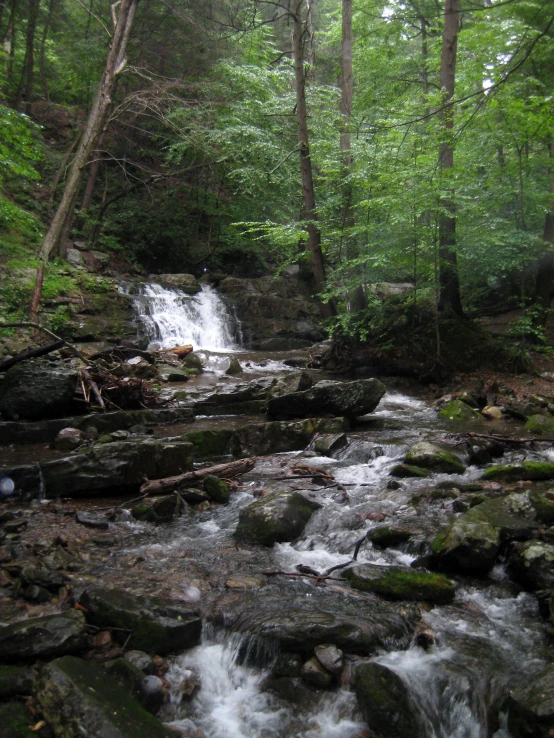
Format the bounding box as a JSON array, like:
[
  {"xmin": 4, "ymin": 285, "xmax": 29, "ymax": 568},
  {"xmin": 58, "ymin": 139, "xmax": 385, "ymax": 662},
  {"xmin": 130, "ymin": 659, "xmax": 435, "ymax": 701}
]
[
  {"xmin": 79, "ymin": 587, "xmax": 201, "ymax": 655},
  {"xmin": 205, "ymin": 585, "xmax": 419, "ymax": 656},
  {"xmin": 0, "ymin": 610, "xmax": 87, "ymax": 662},
  {"xmin": 35, "ymin": 656, "xmax": 171, "ymax": 738},
  {"xmin": 343, "ymin": 564, "xmax": 455, "ymax": 605}
]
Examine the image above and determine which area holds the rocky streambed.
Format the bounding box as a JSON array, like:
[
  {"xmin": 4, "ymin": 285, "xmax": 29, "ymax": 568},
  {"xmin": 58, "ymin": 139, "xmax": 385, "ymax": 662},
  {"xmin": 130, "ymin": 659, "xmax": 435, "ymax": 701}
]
[{"xmin": 1, "ymin": 351, "xmax": 554, "ymax": 738}]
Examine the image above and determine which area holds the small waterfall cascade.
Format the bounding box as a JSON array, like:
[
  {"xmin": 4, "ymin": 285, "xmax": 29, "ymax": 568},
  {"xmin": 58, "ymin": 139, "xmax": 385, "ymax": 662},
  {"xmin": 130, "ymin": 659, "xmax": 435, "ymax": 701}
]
[{"xmin": 122, "ymin": 281, "xmax": 240, "ymax": 351}]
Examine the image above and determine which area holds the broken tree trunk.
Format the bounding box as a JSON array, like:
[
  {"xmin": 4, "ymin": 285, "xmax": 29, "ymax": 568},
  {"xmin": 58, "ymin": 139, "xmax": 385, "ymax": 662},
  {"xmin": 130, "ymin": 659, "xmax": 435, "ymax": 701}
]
[{"xmin": 140, "ymin": 457, "xmax": 256, "ymax": 496}]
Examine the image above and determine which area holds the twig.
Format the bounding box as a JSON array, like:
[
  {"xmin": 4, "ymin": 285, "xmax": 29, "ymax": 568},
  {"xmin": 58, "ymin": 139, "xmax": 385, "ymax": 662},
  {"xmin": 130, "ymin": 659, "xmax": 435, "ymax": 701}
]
[{"xmin": 263, "ymin": 570, "xmax": 344, "ymax": 582}]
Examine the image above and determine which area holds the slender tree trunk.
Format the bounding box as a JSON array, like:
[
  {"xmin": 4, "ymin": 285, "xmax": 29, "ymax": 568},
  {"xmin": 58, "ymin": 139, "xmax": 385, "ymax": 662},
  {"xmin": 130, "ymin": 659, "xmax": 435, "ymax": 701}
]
[
  {"xmin": 29, "ymin": 0, "xmax": 138, "ymax": 322},
  {"xmin": 536, "ymin": 137, "xmax": 554, "ymax": 308},
  {"xmin": 39, "ymin": 0, "xmax": 56, "ymax": 101},
  {"xmin": 437, "ymin": 0, "xmax": 463, "ymax": 316},
  {"xmin": 340, "ymin": 0, "xmax": 366, "ymax": 313},
  {"xmin": 292, "ymin": 0, "xmax": 335, "ymax": 317},
  {"xmin": 16, "ymin": 0, "xmax": 40, "ymax": 111}
]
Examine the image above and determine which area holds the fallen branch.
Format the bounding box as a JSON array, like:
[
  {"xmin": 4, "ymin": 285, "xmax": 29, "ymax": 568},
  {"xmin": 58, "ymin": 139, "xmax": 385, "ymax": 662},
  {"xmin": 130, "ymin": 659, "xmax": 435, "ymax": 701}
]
[
  {"xmin": 140, "ymin": 457, "xmax": 256, "ymax": 495},
  {"xmin": 263, "ymin": 570, "xmax": 344, "ymax": 583},
  {"xmin": 0, "ymin": 339, "xmax": 65, "ymax": 371},
  {"xmin": 0, "ymin": 322, "xmax": 89, "ymax": 362},
  {"xmin": 81, "ymin": 367, "xmax": 105, "ymax": 410}
]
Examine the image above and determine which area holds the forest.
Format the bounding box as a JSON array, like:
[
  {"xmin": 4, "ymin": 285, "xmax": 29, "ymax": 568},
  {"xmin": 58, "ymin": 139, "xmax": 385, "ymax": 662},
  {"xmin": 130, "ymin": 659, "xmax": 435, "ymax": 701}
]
[{"xmin": 1, "ymin": 0, "xmax": 554, "ymax": 366}]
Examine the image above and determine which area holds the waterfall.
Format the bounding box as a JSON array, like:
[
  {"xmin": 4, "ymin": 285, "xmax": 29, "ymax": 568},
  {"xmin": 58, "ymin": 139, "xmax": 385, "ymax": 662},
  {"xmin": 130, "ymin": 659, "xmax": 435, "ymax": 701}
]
[{"xmin": 123, "ymin": 281, "xmax": 239, "ymax": 351}]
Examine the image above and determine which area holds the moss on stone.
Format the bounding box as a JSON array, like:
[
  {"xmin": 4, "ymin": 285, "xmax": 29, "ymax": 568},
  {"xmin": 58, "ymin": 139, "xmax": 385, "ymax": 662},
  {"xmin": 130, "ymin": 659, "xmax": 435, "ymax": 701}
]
[
  {"xmin": 203, "ymin": 475, "xmax": 230, "ymax": 503},
  {"xmin": 0, "ymin": 665, "xmax": 35, "ymax": 699},
  {"xmin": 529, "ymin": 489, "xmax": 554, "ymax": 524},
  {"xmin": 405, "ymin": 441, "xmax": 466, "ymax": 474},
  {"xmin": 524, "ymin": 414, "xmax": 554, "ymax": 435},
  {"xmin": 438, "ymin": 399, "xmax": 481, "ymax": 422},
  {"xmin": 482, "ymin": 462, "xmax": 554, "ymax": 482},
  {"xmin": 390, "ymin": 464, "xmax": 429, "ymax": 478},
  {"xmin": 0, "ymin": 702, "xmax": 36, "ymax": 738},
  {"xmin": 343, "ymin": 564, "xmax": 455, "ymax": 604},
  {"xmin": 183, "ymin": 429, "xmax": 240, "ymax": 459}
]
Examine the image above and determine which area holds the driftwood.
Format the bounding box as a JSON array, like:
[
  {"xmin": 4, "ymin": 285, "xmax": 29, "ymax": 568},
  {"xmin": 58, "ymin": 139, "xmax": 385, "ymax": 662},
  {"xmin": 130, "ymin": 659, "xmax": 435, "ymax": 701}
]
[
  {"xmin": 168, "ymin": 344, "xmax": 193, "ymax": 358},
  {"xmin": 140, "ymin": 457, "xmax": 256, "ymax": 495},
  {"xmin": 0, "ymin": 339, "xmax": 65, "ymax": 372}
]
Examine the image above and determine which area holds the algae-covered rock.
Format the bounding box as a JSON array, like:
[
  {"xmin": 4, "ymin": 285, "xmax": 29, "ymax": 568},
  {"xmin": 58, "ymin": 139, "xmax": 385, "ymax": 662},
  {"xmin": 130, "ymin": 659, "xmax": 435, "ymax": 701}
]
[
  {"xmin": 438, "ymin": 399, "xmax": 481, "ymax": 422},
  {"xmin": 35, "ymin": 656, "xmax": 172, "ymax": 738},
  {"xmin": 366, "ymin": 526, "xmax": 414, "ymax": 548},
  {"xmin": 234, "ymin": 490, "xmax": 321, "ymax": 546},
  {"xmin": 203, "ymin": 474, "xmax": 230, "ymax": 503},
  {"xmin": 405, "ymin": 441, "xmax": 466, "ymax": 474},
  {"xmin": 390, "ymin": 463, "xmax": 429, "ymax": 478},
  {"xmin": 430, "ymin": 497, "xmax": 537, "ymax": 575},
  {"xmin": 482, "ymin": 462, "xmax": 554, "ymax": 482},
  {"xmin": 355, "ymin": 662, "xmax": 425, "ymax": 738},
  {"xmin": 507, "ymin": 663, "xmax": 554, "ymax": 738},
  {"xmin": 131, "ymin": 494, "xmax": 186, "ymax": 523},
  {"xmin": 343, "ymin": 564, "xmax": 455, "ymax": 604},
  {"xmin": 529, "ymin": 489, "xmax": 554, "ymax": 524},
  {"xmin": 509, "ymin": 541, "xmax": 554, "ymax": 591},
  {"xmin": 226, "ymin": 357, "xmax": 242, "ymax": 375},
  {"xmin": 78, "ymin": 587, "xmax": 201, "ymax": 655},
  {"xmin": 183, "ymin": 429, "xmax": 241, "ymax": 459},
  {"xmin": 0, "ymin": 610, "xmax": 87, "ymax": 662},
  {"xmin": 524, "ymin": 414, "xmax": 554, "ymax": 435},
  {"xmin": 0, "ymin": 702, "xmax": 37, "ymax": 738}
]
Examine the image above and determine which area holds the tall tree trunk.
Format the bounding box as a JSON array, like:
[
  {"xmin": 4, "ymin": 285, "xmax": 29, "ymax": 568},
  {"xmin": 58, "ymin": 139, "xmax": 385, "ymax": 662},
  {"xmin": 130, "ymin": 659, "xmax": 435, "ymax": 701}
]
[
  {"xmin": 29, "ymin": 0, "xmax": 138, "ymax": 322},
  {"xmin": 292, "ymin": 0, "xmax": 335, "ymax": 318},
  {"xmin": 341, "ymin": 0, "xmax": 366, "ymax": 313},
  {"xmin": 535, "ymin": 137, "xmax": 554, "ymax": 308},
  {"xmin": 16, "ymin": 0, "xmax": 40, "ymax": 111},
  {"xmin": 39, "ymin": 0, "xmax": 57, "ymax": 101},
  {"xmin": 437, "ymin": 0, "xmax": 463, "ymax": 316}
]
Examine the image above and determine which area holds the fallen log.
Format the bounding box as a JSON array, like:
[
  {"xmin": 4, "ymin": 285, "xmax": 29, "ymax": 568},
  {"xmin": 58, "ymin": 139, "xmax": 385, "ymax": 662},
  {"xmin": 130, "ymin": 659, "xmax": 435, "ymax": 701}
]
[
  {"xmin": 168, "ymin": 344, "xmax": 193, "ymax": 358},
  {"xmin": 140, "ymin": 457, "xmax": 256, "ymax": 495},
  {"xmin": 0, "ymin": 339, "xmax": 65, "ymax": 372}
]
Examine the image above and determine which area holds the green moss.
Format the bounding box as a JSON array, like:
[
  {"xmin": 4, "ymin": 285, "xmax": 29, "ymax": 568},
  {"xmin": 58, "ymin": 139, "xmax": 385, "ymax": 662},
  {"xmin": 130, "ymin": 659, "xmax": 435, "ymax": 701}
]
[
  {"xmin": 524, "ymin": 414, "xmax": 554, "ymax": 435},
  {"xmin": 390, "ymin": 464, "xmax": 429, "ymax": 478},
  {"xmin": 438, "ymin": 399, "xmax": 481, "ymax": 421},
  {"xmin": 183, "ymin": 430, "xmax": 240, "ymax": 459},
  {"xmin": 343, "ymin": 565, "xmax": 455, "ymax": 605},
  {"xmin": 0, "ymin": 702, "xmax": 36, "ymax": 738},
  {"xmin": 529, "ymin": 489, "xmax": 554, "ymax": 524},
  {"xmin": 203, "ymin": 474, "xmax": 230, "ymax": 503},
  {"xmin": 0, "ymin": 665, "xmax": 34, "ymax": 698},
  {"xmin": 482, "ymin": 462, "xmax": 554, "ymax": 482}
]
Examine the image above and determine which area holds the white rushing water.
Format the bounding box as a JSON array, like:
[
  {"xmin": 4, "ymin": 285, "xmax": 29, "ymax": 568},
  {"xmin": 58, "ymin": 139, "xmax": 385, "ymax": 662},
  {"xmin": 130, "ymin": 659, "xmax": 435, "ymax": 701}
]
[{"xmin": 123, "ymin": 281, "xmax": 239, "ymax": 351}]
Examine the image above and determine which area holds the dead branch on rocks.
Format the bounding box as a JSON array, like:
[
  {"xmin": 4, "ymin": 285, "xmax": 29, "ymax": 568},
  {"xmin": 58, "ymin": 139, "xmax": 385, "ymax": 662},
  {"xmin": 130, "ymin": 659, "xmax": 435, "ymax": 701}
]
[
  {"xmin": 0, "ymin": 322, "xmax": 89, "ymax": 362},
  {"xmin": 0, "ymin": 339, "xmax": 65, "ymax": 371},
  {"xmin": 86, "ymin": 366, "xmax": 161, "ymax": 410},
  {"xmin": 81, "ymin": 367, "xmax": 106, "ymax": 410},
  {"xmin": 140, "ymin": 457, "xmax": 256, "ymax": 495},
  {"xmin": 263, "ymin": 570, "xmax": 344, "ymax": 583},
  {"xmin": 447, "ymin": 431, "xmax": 552, "ymax": 446}
]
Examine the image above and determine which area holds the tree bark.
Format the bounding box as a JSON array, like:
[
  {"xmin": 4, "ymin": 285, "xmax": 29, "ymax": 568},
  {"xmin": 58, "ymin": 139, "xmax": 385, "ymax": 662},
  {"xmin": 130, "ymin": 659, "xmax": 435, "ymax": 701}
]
[
  {"xmin": 535, "ymin": 137, "xmax": 554, "ymax": 308},
  {"xmin": 16, "ymin": 0, "xmax": 40, "ymax": 111},
  {"xmin": 437, "ymin": 0, "xmax": 463, "ymax": 317},
  {"xmin": 292, "ymin": 0, "xmax": 335, "ymax": 318},
  {"xmin": 140, "ymin": 457, "xmax": 256, "ymax": 496},
  {"xmin": 30, "ymin": 0, "xmax": 138, "ymax": 321}
]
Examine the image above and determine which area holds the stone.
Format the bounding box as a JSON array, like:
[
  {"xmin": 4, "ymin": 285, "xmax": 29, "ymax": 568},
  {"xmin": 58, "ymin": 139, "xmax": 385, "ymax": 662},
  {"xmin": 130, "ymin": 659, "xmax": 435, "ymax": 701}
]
[
  {"xmin": 301, "ymin": 657, "xmax": 333, "ymax": 688},
  {"xmin": 0, "ymin": 665, "xmax": 35, "ymax": 698},
  {"xmin": 131, "ymin": 494, "xmax": 186, "ymax": 523},
  {"xmin": 157, "ymin": 365, "xmax": 190, "ymax": 383},
  {"xmin": 438, "ymin": 399, "xmax": 481, "ymax": 421},
  {"xmin": 137, "ymin": 674, "xmax": 166, "ymax": 714},
  {"xmin": 355, "ymin": 662, "xmax": 425, "ymax": 738},
  {"xmin": 272, "ymin": 653, "xmax": 303, "ymax": 678},
  {"xmin": 267, "ymin": 378, "xmax": 386, "ymax": 421},
  {"xmin": 529, "ymin": 489, "xmax": 554, "ymax": 524},
  {"xmin": 343, "ymin": 564, "xmax": 455, "ymax": 604},
  {"xmin": 225, "ymin": 357, "xmax": 242, "ymax": 375},
  {"xmin": 0, "ymin": 702, "xmax": 37, "ymax": 738},
  {"xmin": 183, "ymin": 352, "xmax": 204, "ymax": 371},
  {"xmin": 314, "ymin": 644, "xmax": 344, "ymax": 676},
  {"xmin": 431, "ymin": 498, "xmax": 537, "ymax": 575},
  {"xmin": 76, "ymin": 511, "xmax": 110, "ymax": 529},
  {"xmin": 203, "ymin": 475, "xmax": 230, "ymax": 503},
  {"xmin": 66, "ymin": 247, "xmax": 83, "ymax": 266},
  {"xmin": 0, "ymin": 610, "xmax": 87, "ymax": 661},
  {"xmin": 0, "ymin": 361, "xmax": 78, "ymax": 421},
  {"xmin": 481, "ymin": 405, "xmax": 503, "ymax": 420},
  {"xmin": 507, "ymin": 663, "xmax": 554, "ymax": 738},
  {"xmin": 149, "ymin": 274, "xmax": 201, "ymax": 294},
  {"xmin": 177, "ymin": 487, "xmax": 209, "ymax": 504},
  {"xmin": 53, "ymin": 427, "xmax": 85, "ymax": 451},
  {"xmin": 183, "ymin": 429, "xmax": 240, "ymax": 460},
  {"xmin": 35, "ymin": 656, "xmax": 170, "ymax": 738},
  {"xmin": 79, "ymin": 587, "xmax": 201, "ymax": 655},
  {"xmin": 525, "ymin": 414, "xmax": 554, "ymax": 435},
  {"xmin": 234, "ymin": 490, "xmax": 321, "ymax": 546},
  {"xmin": 509, "ymin": 541, "xmax": 554, "ymax": 591},
  {"xmin": 404, "ymin": 441, "xmax": 466, "ymax": 474},
  {"xmin": 313, "ymin": 433, "xmax": 348, "ymax": 456},
  {"xmin": 482, "ymin": 462, "xmax": 554, "ymax": 482},
  {"xmin": 366, "ymin": 526, "xmax": 413, "ymax": 548},
  {"xmin": 390, "ymin": 463, "xmax": 429, "ymax": 478},
  {"xmin": 237, "ymin": 417, "xmax": 349, "ymax": 457},
  {"xmin": 124, "ymin": 650, "xmax": 155, "ymax": 674}
]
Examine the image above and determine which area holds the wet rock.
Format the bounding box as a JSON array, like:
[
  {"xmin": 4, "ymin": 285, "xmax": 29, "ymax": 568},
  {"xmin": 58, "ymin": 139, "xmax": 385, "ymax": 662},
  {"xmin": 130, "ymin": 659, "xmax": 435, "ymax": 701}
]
[
  {"xmin": 507, "ymin": 663, "xmax": 554, "ymax": 738},
  {"xmin": 508, "ymin": 541, "xmax": 554, "ymax": 591},
  {"xmin": 40, "ymin": 438, "xmax": 193, "ymax": 498},
  {"xmin": 177, "ymin": 667, "xmax": 201, "ymax": 701},
  {"xmin": 225, "ymin": 575, "xmax": 266, "ymax": 589},
  {"xmin": 76, "ymin": 510, "xmax": 110, "ymax": 529},
  {"xmin": 79, "ymin": 587, "xmax": 201, "ymax": 655},
  {"xmin": 158, "ymin": 365, "xmax": 191, "ymax": 383},
  {"xmin": 431, "ymin": 498, "xmax": 538, "ymax": 575},
  {"xmin": 183, "ymin": 429, "xmax": 240, "ymax": 460},
  {"xmin": 149, "ymin": 273, "xmax": 201, "ymax": 293},
  {"xmin": 203, "ymin": 475, "xmax": 230, "ymax": 503},
  {"xmin": 225, "ymin": 357, "xmax": 242, "ymax": 375},
  {"xmin": 137, "ymin": 675, "xmax": 166, "ymax": 714},
  {"xmin": 183, "ymin": 352, "xmax": 204, "ymax": 371},
  {"xmin": 343, "ymin": 564, "xmax": 455, "ymax": 604},
  {"xmin": 0, "ymin": 665, "xmax": 35, "ymax": 698},
  {"xmin": 272, "ymin": 652, "xmax": 303, "ymax": 678},
  {"xmin": 0, "ymin": 610, "xmax": 87, "ymax": 661},
  {"xmin": 482, "ymin": 405, "xmax": 503, "ymax": 420},
  {"xmin": 131, "ymin": 494, "xmax": 186, "ymax": 524},
  {"xmin": 390, "ymin": 463, "xmax": 429, "ymax": 478},
  {"xmin": 482, "ymin": 462, "xmax": 554, "ymax": 482},
  {"xmin": 301, "ymin": 657, "xmax": 333, "ymax": 687},
  {"xmin": 194, "ymin": 378, "xmax": 276, "ymax": 415},
  {"xmin": 314, "ymin": 644, "xmax": 344, "ymax": 676},
  {"xmin": 234, "ymin": 490, "xmax": 321, "ymax": 546},
  {"xmin": 207, "ymin": 586, "xmax": 419, "ymax": 656},
  {"xmin": 355, "ymin": 662, "xmax": 425, "ymax": 738},
  {"xmin": 438, "ymin": 399, "xmax": 481, "ymax": 421},
  {"xmin": 35, "ymin": 655, "xmax": 170, "ymax": 738},
  {"xmin": 313, "ymin": 433, "xmax": 348, "ymax": 456},
  {"xmin": 0, "ymin": 361, "xmax": 78, "ymax": 421},
  {"xmin": 20, "ymin": 563, "xmax": 69, "ymax": 590},
  {"xmin": 22, "ymin": 584, "xmax": 52, "ymax": 603},
  {"xmin": 529, "ymin": 489, "xmax": 554, "ymax": 524},
  {"xmin": 262, "ymin": 676, "xmax": 319, "ymax": 707},
  {"xmin": 524, "ymin": 414, "xmax": 554, "ymax": 435},
  {"xmin": 237, "ymin": 417, "xmax": 349, "ymax": 456},
  {"xmin": 177, "ymin": 487, "xmax": 210, "ymax": 504},
  {"xmin": 404, "ymin": 441, "xmax": 466, "ymax": 474},
  {"xmin": 366, "ymin": 526, "xmax": 414, "ymax": 548},
  {"xmin": 53, "ymin": 427, "xmax": 85, "ymax": 451},
  {"xmin": 267, "ymin": 378, "xmax": 386, "ymax": 421},
  {"xmin": 0, "ymin": 702, "xmax": 37, "ymax": 738},
  {"xmin": 124, "ymin": 650, "xmax": 155, "ymax": 674}
]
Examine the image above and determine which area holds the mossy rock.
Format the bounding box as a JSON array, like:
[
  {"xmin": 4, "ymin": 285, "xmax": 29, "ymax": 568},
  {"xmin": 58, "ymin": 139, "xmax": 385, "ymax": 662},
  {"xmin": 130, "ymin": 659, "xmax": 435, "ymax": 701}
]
[
  {"xmin": 405, "ymin": 441, "xmax": 466, "ymax": 474},
  {"xmin": 507, "ymin": 662, "xmax": 554, "ymax": 738},
  {"xmin": 203, "ymin": 475, "xmax": 230, "ymax": 503},
  {"xmin": 390, "ymin": 463, "xmax": 429, "ymax": 479},
  {"xmin": 529, "ymin": 489, "xmax": 554, "ymax": 524},
  {"xmin": 482, "ymin": 462, "xmax": 554, "ymax": 482},
  {"xmin": 234, "ymin": 490, "xmax": 321, "ymax": 546},
  {"xmin": 183, "ymin": 429, "xmax": 241, "ymax": 460},
  {"xmin": 366, "ymin": 526, "xmax": 413, "ymax": 548},
  {"xmin": 343, "ymin": 564, "xmax": 455, "ymax": 604},
  {"xmin": 438, "ymin": 399, "xmax": 481, "ymax": 422},
  {"xmin": 0, "ymin": 702, "xmax": 37, "ymax": 738},
  {"xmin": 225, "ymin": 357, "xmax": 242, "ymax": 375},
  {"xmin": 131, "ymin": 495, "xmax": 184, "ymax": 524},
  {"xmin": 525, "ymin": 414, "xmax": 554, "ymax": 435},
  {"xmin": 0, "ymin": 665, "xmax": 35, "ymax": 699}
]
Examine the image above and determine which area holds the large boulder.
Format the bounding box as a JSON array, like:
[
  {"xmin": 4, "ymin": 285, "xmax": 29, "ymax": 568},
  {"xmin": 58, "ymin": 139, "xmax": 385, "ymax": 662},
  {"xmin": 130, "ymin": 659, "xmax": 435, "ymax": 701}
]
[
  {"xmin": 438, "ymin": 399, "xmax": 481, "ymax": 422},
  {"xmin": 78, "ymin": 587, "xmax": 201, "ymax": 655},
  {"xmin": 508, "ymin": 541, "xmax": 554, "ymax": 591},
  {"xmin": 234, "ymin": 490, "xmax": 321, "ymax": 546},
  {"xmin": 148, "ymin": 273, "xmax": 201, "ymax": 294},
  {"xmin": 237, "ymin": 417, "xmax": 348, "ymax": 456},
  {"xmin": 507, "ymin": 663, "xmax": 554, "ymax": 738},
  {"xmin": 482, "ymin": 462, "xmax": 554, "ymax": 482},
  {"xmin": 40, "ymin": 438, "xmax": 193, "ymax": 498},
  {"xmin": 431, "ymin": 497, "xmax": 537, "ymax": 574},
  {"xmin": 404, "ymin": 441, "xmax": 466, "ymax": 474},
  {"xmin": 0, "ymin": 361, "xmax": 78, "ymax": 420},
  {"xmin": 0, "ymin": 610, "xmax": 87, "ymax": 662},
  {"xmin": 35, "ymin": 656, "xmax": 171, "ymax": 738},
  {"xmin": 267, "ymin": 378, "xmax": 386, "ymax": 421},
  {"xmin": 343, "ymin": 564, "xmax": 455, "ymax": 605},
  {"xmin": 355, "ymin": 662, "xmax": 426, "ymax": 738}
]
